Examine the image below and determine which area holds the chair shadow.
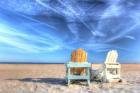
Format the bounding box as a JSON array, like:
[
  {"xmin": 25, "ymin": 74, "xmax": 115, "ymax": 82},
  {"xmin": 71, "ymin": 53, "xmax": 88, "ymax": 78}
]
[{"xmin": 7, "ymin": 77, "xmax": 67, "ymax": 86}]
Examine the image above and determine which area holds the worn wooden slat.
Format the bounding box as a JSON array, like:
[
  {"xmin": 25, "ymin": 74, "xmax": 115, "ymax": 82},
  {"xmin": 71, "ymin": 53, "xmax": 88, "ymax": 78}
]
[{"xmin": 66, "ymin": 62, "xmax": 91, "ymax": 67}]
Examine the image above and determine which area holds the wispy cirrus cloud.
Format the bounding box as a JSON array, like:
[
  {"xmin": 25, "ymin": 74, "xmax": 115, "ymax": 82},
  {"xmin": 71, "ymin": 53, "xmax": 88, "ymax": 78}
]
[{"xmin": 0, "ymin": 23, "xmax": 62, "ymax": 53}]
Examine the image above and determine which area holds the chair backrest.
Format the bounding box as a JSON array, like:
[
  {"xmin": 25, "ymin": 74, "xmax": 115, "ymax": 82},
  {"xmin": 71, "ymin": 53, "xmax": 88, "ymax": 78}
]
[
  {"xmin": 71, "ymin": 48, "xmax": 87, "ymax": 62},
  {"xmin": 105, "ymin": 50, "xmax": 118, "ymax": 64},
  {"xmin": 70, "ymin": 48, "xmax": 87, "ymax": 74}
]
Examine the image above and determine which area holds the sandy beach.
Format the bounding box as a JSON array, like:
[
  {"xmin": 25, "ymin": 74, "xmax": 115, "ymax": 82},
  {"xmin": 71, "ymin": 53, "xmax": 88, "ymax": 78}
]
[{"xmin": 0, "ymin": 64, "xmax": 139, "ymax": 93}]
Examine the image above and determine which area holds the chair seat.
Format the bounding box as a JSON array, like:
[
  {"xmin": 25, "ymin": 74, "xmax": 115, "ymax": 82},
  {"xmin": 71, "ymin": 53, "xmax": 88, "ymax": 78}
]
[
  {"xmin": 66, "ymin": 62, "xmax": 91, "ymax": 68},
  {"xmin": 105, "ymin": 64, "xmax": 121, "ymax": 68}
]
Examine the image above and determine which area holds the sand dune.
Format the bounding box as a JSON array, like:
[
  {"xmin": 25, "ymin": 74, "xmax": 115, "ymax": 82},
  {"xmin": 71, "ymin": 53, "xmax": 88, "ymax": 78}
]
[{"xmin": 0, "ymin": 64, "xmax": 139, "ymax": 93}]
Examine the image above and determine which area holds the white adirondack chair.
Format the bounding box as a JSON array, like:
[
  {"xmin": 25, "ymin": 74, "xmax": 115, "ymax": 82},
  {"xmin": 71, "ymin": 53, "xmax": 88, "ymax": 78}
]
[{"xmin": 93, "ymin": 50, "xmax": 121, "ymax": 82}]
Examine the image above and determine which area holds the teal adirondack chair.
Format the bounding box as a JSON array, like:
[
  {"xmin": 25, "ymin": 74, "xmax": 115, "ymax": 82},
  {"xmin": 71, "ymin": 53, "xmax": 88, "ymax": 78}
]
[{"xmin": 65, "ymin": 62, "xmax": 91, "ymax": 86}]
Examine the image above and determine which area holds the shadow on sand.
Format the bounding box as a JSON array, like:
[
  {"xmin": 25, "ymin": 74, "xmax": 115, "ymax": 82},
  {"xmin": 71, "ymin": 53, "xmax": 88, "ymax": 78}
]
[
  {"xmin": 7, "ymin": 77, "xmax": 92, "ymax": 86},
  {"xmin": 7, "ymin": 78, "xmax": 67, "ymax": 86}
]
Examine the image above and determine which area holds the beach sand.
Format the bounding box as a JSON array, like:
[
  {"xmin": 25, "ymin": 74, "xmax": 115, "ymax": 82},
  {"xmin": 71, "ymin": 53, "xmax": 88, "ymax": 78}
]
[{"xmin": 0, "ymin": 64, "xmax": 139, "ymax": 93}]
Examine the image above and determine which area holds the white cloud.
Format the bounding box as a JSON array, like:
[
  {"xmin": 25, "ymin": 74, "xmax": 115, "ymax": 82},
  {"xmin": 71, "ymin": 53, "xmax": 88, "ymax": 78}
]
[{"xmin": 0, "ymin": 23, "xmax": 62, "ymax": 53}]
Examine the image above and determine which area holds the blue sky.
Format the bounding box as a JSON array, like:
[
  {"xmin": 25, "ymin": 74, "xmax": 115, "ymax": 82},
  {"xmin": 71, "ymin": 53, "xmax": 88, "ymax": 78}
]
[{"xmin": 0, "ymin": 0, "xmax": 140, "ymax": 63}]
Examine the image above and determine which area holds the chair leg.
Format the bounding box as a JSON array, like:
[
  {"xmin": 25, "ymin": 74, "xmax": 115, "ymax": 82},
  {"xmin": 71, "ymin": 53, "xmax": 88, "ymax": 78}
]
[
  {"xmin": 87, "ymin": 79, "xmax": 90, "ymax": 86},
  {"xmin": 68, "ymin": 79, "xmax": 70, "ymax": 86},
  {"xmin": 67, "ymin": 68, "xmax": 71, "ymax": 86},
  {"xmin": 86, "ymin": 68, "xmax": 90, "ymax": 86}
]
